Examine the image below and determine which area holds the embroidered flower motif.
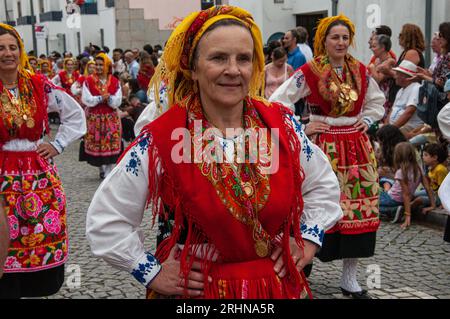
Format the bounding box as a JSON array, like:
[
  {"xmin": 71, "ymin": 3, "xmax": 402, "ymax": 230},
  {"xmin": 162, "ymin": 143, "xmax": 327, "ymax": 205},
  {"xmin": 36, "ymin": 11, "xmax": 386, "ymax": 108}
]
[
  {"xmin": 289, "ymin": 114, "xmax": 314, "ymax": 162},
  {"xmin": 337, "ymin": 170, "xmax": 352, "ymax": 200},
  {"xmin": 341, "ymin": 200, "xmax": 361, "ymax": 220},
  {"xmin": 38, "ymin": 178, "xmax": 49, "ymax": 189},
  {"xmin": 34, "ymin": 223, "xmax": 44, "ymax": 234},
  {"xmin": 138, "ymin": 134, "xmax": 150, "ymax": 155},
  {"xmin": 295, "ymin": 72, "xmax": 305, "ymax": 88},
  {"xmin": 8, "ymin": 215, "xmax": 19, "ymax": 240},
  {"xmin": 23, "ymin": 193, "xmax": 43, "ymax": 218},
  {"xmin": 54, "ymin": 188, "xmax": 66, "ymax": 211},
  {"xmin": 54, "ymin": 249, "xmax": 64, "ymax": 262},
  {"xmin": 28, "ymin": 254, "xmax": 41, "ymax": 266},
  {"xmin": 131, "ymin": 254, "xmax": 159, "ymax": 285},
  {"xmin": 20, "ymin": 226, "xmax": 30, "ymax": 236},
  {"xmin": 360, "ymin": 165, "xmax": 379, "ymax": 196},
  {"xmin": 126, "ymin": 151, "xmax": 142, "ymax": 177},
  {"xmin": 5, "ymin": 256, "xmax": 21, "ymax": 269},
  {"xmin": 43, "ymin": 210, "xmax": 62, "ymax": 234},
  {"xmin": 301, "ymin": 224, "xmax": 325, "ymax": 243},
  {"xmin": 361, "ymin": 198, "xmax": 379, "ymax": 217},
  {"xmin": 12, "ymin": 181, "xmax": 21, "ymax": 192}
]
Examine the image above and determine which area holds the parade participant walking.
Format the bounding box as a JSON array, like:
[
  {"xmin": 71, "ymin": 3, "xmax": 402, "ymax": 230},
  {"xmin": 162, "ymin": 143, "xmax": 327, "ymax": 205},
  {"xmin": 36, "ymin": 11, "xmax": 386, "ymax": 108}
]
[
  {"xmin": 80, "ymin": 53, "xmax": 122, "ymax": 179},
  {"xmin": 52, "ymin": 58, "xmax": 80, "ymax": 96},
  {"xmin": 270, "ymin": 15, "xmax": 385, "ymax": 299},
  {"xmin": 86, "ymin": 5, "xmax": 342, "ymax": 299},
  {"xmin": 0, "ymin": 24, "xmax": 86, "ymax": 298}
]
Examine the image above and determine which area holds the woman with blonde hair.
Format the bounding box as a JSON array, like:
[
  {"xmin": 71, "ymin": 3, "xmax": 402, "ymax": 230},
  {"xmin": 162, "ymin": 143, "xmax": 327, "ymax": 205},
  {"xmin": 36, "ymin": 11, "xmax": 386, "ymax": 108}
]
[
  {"xmin": 86, "ymin": 5, "xmax": 342, "ymax": 299},
  {"xmin": 52, "ymin": 57, "xmax": 80, "ymax": 96},
  {"xmin": 270, "ymin": 15, "xmax": 385, "ymax": 298}
]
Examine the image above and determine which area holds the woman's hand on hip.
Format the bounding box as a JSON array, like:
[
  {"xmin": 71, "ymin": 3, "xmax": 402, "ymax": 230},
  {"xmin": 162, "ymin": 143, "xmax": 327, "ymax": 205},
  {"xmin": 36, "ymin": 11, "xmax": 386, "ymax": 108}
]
[
  {"xmin": 37, "ymin": 143, "xmax": 59, "ymax": 160},
  {"xmin": 271, "ymin": 237, "xmax": 319, "ymax": 278},
  {"xmin": 147, "ymin": 246, "xmax": 211, "ymax": 297},
  {"xmin": 305, "ymin": 121, "xmax": 330, "ymax": 137},
  {"xmin": 354, "ymin": 119, "xmax": 369, "ymax": 133}
]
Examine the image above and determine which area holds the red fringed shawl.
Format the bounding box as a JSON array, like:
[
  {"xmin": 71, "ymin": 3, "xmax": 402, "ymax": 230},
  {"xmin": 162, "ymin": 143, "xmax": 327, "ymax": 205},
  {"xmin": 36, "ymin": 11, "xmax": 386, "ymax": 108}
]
[{"xmin": 138, "ymin": 97, "xmax": 312, "ymax": 299}]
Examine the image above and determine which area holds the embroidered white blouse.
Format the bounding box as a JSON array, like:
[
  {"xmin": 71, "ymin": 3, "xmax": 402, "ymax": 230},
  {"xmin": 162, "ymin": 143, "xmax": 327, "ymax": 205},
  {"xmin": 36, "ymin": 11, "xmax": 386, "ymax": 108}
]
[
  {"xmin": 269, "ymin": 69, "xmax": 386, "ymax": 127},
  {"xmin": 81, "ymin": 81, "xmax": 123, "ymax": 109},
  {"xmin": 86, "ymin": 110, "xmax": 343, "ymax": 288},
  {"xmin": 1, "ymin": 84, "xmax": 87, "ymax": 154}
]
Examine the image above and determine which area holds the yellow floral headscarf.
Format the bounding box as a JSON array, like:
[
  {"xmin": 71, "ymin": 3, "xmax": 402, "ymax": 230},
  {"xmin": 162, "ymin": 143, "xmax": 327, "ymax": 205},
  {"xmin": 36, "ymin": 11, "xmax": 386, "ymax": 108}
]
[
  {"xmin": 95, "ymin": 53, "xmax": 112, "ymax": 75},
  {"xmin": 84, "ymin": 60, "xmax": 96, "ymax": 76},
  {"xmin": 313, "ymin": 14, "xmax": 356, "ymax": 57},
  {"xmin": 149, "ymin": 5, "xmax": 265, "ymax": 110},
  {"xmin": 0, "ymin": 23, "xmax": 33, "ymax": 77}
]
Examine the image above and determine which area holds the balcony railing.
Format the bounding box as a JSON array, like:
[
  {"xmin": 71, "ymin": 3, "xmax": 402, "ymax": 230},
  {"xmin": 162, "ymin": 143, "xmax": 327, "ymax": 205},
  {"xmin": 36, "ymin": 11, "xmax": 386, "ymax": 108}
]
[
  {"xmin": 17, "ymin": 15, "xmax": 36, "ymax": 25},
  {"xmin": 39, "ymin": 11, "xmax": 63, "ymax": 22},
  {"xmin": 80, "ymin": 3, "xmax": 98, "ymax": 15}
]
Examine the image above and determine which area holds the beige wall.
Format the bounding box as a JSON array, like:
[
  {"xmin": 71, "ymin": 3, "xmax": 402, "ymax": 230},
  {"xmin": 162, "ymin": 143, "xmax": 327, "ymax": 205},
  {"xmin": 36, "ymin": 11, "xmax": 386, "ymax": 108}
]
[{"xmin": 128, "ymin": 0, "xmax": 200, "ymax": 30}]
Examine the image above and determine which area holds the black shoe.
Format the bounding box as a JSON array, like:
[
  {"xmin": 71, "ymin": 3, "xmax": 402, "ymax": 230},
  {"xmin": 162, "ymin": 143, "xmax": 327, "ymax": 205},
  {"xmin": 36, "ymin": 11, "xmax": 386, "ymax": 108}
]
[
  {"xmin": 340, "ymin": 287, "xmax": 371, "ymax": 299},
  {"xmin": 99, "ymin": 172, "xmax": 105, "ymax": 179}
]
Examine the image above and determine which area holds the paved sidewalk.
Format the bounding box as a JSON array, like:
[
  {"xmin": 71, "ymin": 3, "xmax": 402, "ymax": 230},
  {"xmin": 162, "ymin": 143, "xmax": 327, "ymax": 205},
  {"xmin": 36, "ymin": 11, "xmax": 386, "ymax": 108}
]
[{"xmin": 48, "ymin": 138, "xmax": 450, "ymax": 299}]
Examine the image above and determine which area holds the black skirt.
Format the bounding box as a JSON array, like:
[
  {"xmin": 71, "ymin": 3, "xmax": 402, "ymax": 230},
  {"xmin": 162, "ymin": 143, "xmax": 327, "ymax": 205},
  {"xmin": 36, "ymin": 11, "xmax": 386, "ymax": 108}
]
[
  {"xmin": 316, "ymin": 232, "xmax": 377, "ymax": 263},
  {"xmin": 79, "ymin": 140, "xmax": 124, "ymax": 167},
  {"xmin": 0, "ymin": 265, "xmax": 65, "ymax": 299}
]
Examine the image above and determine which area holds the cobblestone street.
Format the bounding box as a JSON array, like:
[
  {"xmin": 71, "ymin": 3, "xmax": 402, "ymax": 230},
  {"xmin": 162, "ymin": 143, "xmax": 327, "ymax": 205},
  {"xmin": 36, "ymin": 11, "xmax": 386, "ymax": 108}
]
[{"xmin": 49, "ymin": 135, "xmax": 450, "ymax": 299}]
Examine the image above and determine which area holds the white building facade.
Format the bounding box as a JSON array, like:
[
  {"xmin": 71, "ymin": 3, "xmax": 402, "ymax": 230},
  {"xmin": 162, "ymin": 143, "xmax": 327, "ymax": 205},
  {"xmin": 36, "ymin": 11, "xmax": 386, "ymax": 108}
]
[
  {"xmin": 1, "ymin": 0, "xmax": 116, "ymax": 55},
  {"xmin": 1, "ymin": 0, "xmax": 215, "ymax": 56},
  {"xmin": 224, "ymin": 0, "xmax": 450, "ymax": 64}
]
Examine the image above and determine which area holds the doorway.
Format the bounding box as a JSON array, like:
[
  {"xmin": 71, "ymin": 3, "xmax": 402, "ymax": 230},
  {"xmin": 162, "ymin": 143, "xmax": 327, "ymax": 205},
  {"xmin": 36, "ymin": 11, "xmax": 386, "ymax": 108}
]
[{"xmin": 296, "ymin": 12, "xmax": 327, "ymax": 55}]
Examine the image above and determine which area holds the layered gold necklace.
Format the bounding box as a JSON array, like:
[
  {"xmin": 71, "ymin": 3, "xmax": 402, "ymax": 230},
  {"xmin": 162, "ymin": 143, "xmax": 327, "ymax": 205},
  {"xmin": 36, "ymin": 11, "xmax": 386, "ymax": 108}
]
[{"xmin": 1, "ymin": 84, "xmax": 36, "ymax": 130}]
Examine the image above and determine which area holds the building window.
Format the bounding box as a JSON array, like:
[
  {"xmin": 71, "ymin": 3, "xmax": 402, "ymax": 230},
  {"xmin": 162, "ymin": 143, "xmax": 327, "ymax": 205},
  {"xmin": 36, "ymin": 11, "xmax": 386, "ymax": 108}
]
[
  {"xmin": 274, "ymin": 0, "xmax": 284, "ymax": 3},
  {"xmin": 39, "ymin": 0, "xmax": 45, "ymax": 14},
  {"xmin": 17, "ymin": 0, "xmax": 22, "ymax": 18}
]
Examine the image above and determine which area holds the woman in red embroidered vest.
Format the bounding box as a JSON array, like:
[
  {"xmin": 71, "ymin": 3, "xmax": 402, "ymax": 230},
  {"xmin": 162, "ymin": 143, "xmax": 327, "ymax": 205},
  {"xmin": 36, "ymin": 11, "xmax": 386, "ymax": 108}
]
[
  {"xmin": 0, "ymin": 24, "xmax": 87, "ymax": 298},
  {"xmin": 71, "ymin": 60, "xmax": 96, "ymax": 107},
  {"xmin": 51, "ymin": 58, "xmax": 80, "ymax": 96},
  {"xmin": 80, "ymin": 53, "xmax": 123, "ymax": 179},
  {"xmin": 270, "ymin": 15, "xmax": 385, "ymax": 299},
  {"xmin": 86, "ymin": 6, "xmax": 342, "ymax": 299}
]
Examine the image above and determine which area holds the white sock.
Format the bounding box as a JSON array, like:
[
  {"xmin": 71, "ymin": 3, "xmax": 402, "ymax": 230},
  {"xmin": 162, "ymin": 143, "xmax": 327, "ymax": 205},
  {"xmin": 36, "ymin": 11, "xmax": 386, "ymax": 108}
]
[
  {"xmin": 100, "ymin": 166, "xmax": 105, "ymax": 174},
  {"xmin": 104, "ymin": 164, "xmax": 115, "ymax": 177},
  {"xmin": 341, "ymin": 258, "xmax": 362, "ymax": 293}
]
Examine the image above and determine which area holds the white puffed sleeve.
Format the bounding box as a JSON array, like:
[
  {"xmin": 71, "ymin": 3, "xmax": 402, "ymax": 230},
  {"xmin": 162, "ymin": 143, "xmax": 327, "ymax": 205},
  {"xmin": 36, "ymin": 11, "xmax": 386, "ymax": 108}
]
[
  {"xmin": 107, "ymin": 83, "xmax": 123, "ymax": 109},
  {"xmin": 285, "ymin": 113, "xmax": 343, "ymax": 247},
  {"xmin": 70, "ymin": 81, "xmax": 82, "ymax": 97},
  {"xmin": 81, "ymin": 82, "xmax": 103, "ymax": 107},
  {"xmin": 269, "ymin": 70, "xmax": 311, "ymax": 113},
  {"xmin": 360, "ymin": 75, "xmax": 386, "ymax": 126},
  {"xmin": 46, "ymin": 85, "xmax": 87, "ymax": 153},
  {"xmin": 51, "ymin": 74, "xmax": 62, "ymax": 87},
  {"xmin": 438, "ymin": 103, "xmax": 450, "ymax": 140},
  {"xmin": 86, "ymin": 132, "xmax": 162, "ymax": 287},
  {"xmin": 134, "ymin": 82, "xmax": 169, "ymax": 136}
]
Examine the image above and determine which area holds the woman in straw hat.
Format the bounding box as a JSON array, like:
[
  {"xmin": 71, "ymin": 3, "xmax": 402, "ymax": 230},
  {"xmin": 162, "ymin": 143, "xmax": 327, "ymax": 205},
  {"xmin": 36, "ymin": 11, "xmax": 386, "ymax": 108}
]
[
  {"xmin": 86, "ymin": 5, "xmax": 342, "ymax": 299},
  {"xmin": 80, "ymin": 53, "xmax": 123, "ymax": 179},
  {"xmin": 270, "ymin": 15, "xmax": 385, "ymax": 298},
  {"xmin": 0, "ymin": 23, "xmax": 86, "ymax": 298}
]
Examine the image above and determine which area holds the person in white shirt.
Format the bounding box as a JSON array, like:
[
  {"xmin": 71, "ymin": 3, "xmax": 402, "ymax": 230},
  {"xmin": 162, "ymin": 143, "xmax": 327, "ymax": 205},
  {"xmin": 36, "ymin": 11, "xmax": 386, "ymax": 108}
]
[
  {"xmin": 296, "ymin": 26, "xmax": 314, "ymax": 61},
  {"xmin": 389, "ymin": 60, "xmax": 424, "ymax": 138}
]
